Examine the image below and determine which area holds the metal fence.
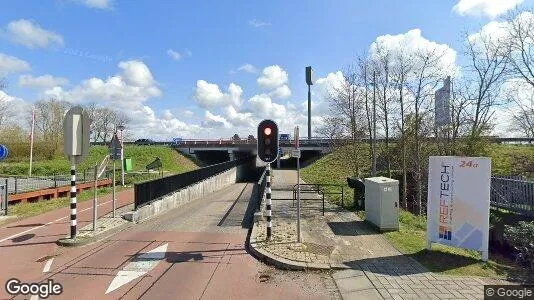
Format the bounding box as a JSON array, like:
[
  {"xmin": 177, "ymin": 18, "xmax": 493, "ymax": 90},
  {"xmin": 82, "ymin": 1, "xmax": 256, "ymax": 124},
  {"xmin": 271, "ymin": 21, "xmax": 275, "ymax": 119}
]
[
  {"xmin": 134, "ymin": 157, "xmax": 253, "ymax": 209},
  {"xmin": 0, "ymin": 181, "xmax": 7, "ymax": 215},
  {"xmin": 0, "ymin": 167, "xmax": 110, "ymax": 195},
  {"xmin": 491, "ymin": 176, "xmax": 534, "ymax": 216}
]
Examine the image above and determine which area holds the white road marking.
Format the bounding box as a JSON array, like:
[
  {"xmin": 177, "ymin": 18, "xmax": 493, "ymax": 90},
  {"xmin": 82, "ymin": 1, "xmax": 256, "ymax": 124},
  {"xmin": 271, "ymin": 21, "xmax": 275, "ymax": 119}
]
[
  {"xmin": 0, "ymin": 197, "xmax": 124, "ymax": 243},
  {"xmin": 30, "ymin": 295, "xmax": 39, "ymax": 300},
  {"xmin": 42, "ymin": 258, "xmax": 54, "ymax": 273},
  {"xmin": 105, "ymin": 243, "xmax": 168, "ymax": 294}
]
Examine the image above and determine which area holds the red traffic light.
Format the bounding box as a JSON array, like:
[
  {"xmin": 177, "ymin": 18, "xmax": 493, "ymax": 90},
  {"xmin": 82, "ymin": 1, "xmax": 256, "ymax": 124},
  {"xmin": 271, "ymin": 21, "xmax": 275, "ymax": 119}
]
[{"xmin": 264, "ymin": 127, "xmax": 272, "ymax": 136}]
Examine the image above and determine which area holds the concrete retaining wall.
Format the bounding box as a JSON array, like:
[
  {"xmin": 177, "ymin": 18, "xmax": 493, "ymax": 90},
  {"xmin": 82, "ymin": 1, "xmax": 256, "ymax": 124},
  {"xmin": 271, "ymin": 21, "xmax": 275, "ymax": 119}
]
[{"xmin": 128, "ymin": 166, "xmax": 239, "ymax": 223}]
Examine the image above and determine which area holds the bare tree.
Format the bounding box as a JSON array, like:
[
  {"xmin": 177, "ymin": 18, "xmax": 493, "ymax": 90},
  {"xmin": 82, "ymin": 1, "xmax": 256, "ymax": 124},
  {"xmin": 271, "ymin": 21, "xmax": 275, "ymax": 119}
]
[
  {"xmin": 462, "ymin": 32, "xmax": 509, "ymax": 154},
  {"xmin": 391, "ymin": 49, "xmax": 413, "ymax": 209},
  {"xmin": 33, "ymin": 98, "xmax": 71, "ymax": 152},
  {"xmin": 86, "ymin": 103, "xmax": 131, "ymax": 142},
  {"xmin": 328, "ymin": 65, "xmax": 368, "ymax": 177},
  {"xmin": 406, "ymin": 48, "xmax": 447, "ymax": 215}
]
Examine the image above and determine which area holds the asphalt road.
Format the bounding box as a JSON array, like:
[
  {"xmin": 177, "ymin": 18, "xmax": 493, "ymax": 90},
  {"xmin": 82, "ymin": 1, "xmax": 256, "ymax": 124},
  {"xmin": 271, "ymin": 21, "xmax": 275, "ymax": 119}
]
[{"xmin": 0, "ymin": 182, "xmax": 338, "ymax": 300}]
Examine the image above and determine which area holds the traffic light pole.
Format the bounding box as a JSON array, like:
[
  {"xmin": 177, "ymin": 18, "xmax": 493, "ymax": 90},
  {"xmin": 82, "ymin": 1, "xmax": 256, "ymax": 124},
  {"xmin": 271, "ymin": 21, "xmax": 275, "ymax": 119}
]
[{"xmin": 266, "ymin": 163, "xmax": 272, "ymax": 239}]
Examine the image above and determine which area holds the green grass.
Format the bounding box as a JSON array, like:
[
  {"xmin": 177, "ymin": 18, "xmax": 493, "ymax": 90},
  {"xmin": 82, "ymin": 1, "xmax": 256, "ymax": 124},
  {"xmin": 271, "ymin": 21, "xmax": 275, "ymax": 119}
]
[
  {"xmin": 9, "ymin": 185, "xmax": 129, "ymax": 218},
  {"xmin": 300, "ymin": 143, "xmax": 534, "ymax": 281},
  {"xmin": 0, "ymin": 145, "xmax": 198, "ymax": 176},
  {"xmin": 384, "ymin": 211, "xmax": 531, "ymax": 281}
]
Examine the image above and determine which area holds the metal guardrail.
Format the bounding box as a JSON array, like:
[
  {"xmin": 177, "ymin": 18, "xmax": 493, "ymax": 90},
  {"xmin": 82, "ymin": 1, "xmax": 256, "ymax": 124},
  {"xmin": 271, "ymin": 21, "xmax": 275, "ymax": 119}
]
[
  {"xmin": 134, "ymin": 156, "xmax": 254, "ymax": 209},
  {"xmin": 0, "ymin": 168, "xmax": 110, "ymax": 195},
  {"xmin": 491, "ymin": 176, "xmax": 534, "ymax": 216},
  {"xmin": 287, "ymin": 183, "xmax": 344, "ymax": 216},
  {"xmin": 0, "ymin": 181, "xmax": 7, "ymax": 215}
]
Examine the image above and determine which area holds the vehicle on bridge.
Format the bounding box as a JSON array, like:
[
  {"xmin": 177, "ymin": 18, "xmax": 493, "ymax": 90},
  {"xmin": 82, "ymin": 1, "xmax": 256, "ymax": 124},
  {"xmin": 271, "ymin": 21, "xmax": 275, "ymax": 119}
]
[
  {"xmin": 280, "ymin": 133, "xmax": 291, "ymax": 141},
  {"xmin": 135, "ymin": 138, "xmax": 155, "ymax": 145}
]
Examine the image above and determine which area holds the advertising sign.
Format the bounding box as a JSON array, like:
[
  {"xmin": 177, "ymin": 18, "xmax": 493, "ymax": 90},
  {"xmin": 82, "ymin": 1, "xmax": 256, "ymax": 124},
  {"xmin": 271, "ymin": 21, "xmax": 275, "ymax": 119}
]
[{"xmin": 426, "ymin": 156, "xmax": 491, "ymax": 261}]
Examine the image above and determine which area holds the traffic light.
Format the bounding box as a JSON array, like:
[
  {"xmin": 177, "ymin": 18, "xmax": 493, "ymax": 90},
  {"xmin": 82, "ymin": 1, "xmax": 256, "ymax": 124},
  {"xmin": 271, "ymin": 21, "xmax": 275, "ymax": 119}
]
[{"xmin": 257, "ymin": 119, "xmax": 279, "ymax": 163}]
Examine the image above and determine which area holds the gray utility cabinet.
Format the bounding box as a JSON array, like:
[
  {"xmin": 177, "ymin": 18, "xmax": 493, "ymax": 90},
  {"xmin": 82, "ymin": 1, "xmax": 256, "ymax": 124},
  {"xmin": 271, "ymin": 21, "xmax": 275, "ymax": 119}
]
[{"xmin": 364, "ymin": 177, "xmax": 399, "ymax": 231}]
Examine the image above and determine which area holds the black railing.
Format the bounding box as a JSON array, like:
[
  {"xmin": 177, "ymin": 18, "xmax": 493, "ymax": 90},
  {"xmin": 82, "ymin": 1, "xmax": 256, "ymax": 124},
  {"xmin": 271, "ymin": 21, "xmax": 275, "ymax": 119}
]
[
  {"xmin": 491, "ymin": 176, "xmax": 534, "ymax": 216},
  {"xmin": 134, "ymin": 157, "xmax": 253, "ymax": 209}
]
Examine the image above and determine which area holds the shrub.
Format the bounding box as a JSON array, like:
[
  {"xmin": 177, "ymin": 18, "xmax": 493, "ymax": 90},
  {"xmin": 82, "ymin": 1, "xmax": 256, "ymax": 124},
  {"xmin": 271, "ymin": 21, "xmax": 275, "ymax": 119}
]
[{"xmin": 504, "ymin": 221, "xmax": 534, "ymax": 270}]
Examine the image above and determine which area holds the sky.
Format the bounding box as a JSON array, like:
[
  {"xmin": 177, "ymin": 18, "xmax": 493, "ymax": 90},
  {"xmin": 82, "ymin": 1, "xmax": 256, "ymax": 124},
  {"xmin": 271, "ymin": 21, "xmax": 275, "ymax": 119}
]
[{"xmin": 0, "ymin": 0, "xmax": 532, "ymax": 140}]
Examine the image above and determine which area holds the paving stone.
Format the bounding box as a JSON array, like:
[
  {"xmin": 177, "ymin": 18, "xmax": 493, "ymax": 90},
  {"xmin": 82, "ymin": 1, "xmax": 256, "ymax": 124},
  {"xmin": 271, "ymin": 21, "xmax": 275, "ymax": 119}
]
[
  {"xmin": 335, "ymin": 276, "xmax": 374, "ymax": 293},
  {"xmin": 341, "ymin": 288, "xmax": 383, "ymax": 300},
  {"xmin": 333, "ymin": 269, "xmax": 366, "ymax": 280}
]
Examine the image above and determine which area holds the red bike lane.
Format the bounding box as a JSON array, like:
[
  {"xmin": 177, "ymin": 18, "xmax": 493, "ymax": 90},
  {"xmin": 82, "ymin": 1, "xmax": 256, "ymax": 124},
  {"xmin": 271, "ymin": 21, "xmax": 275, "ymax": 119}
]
[{"xmin": 0, "ymin": 189, "xmax": 134, "ymax": 299}]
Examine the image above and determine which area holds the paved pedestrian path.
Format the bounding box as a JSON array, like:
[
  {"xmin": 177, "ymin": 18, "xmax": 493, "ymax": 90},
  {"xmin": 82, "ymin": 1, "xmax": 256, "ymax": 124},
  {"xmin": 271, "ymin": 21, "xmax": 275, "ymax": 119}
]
[{"xmin": 250, "ymin": 170, "xmax": 511, "ymax": 300}]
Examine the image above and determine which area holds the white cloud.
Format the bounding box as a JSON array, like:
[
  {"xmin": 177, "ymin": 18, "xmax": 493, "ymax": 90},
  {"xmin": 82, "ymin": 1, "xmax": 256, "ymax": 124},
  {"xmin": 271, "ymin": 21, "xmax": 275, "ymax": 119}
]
[
  {"xmin": 78, "ymin": 0, "xmax": 113, "ymax": 9},
  {"xmin": 0, "ymin": 53, "xmax": 31, "ymax": 74},
  {"xmin": 248, "ymin": 94, "xmax": 287, "ymax": 119},
  {"xmin": 0, "ymin": 90, "xmax": 31, "ymax": 124},
  {"xmin": 269, "ymin": 84, "xmax": 292, "ymax": 99},
  {"xmin": 194, "ymin": 80, "xmax": 242, "ymax": 108},
  {"xmin": 167, "ymin": 48, "xmax": 192, "ymax": 61},
  {"xmin": 183, "ymin": 110, "xmax": 194, "ymax": 117},
  {"xmin": 44, "ymin": 60, "xmax": 161, "ymax": 107},
  {"xmin": 128, "ymin": 106, "xmax": 201, "ymax": 140},
  {"xmin": 370, "ymin": 29, "xmax": 458, "ymax": 77},
  {"xmin": 118, "ymin": 60, "xmax": 157, "ymax": 88},
  {"xmin": 19, "ymin": 74, "xmax": 69, "ymax": 89},
  {"xmin": 203, "ymin": 111, "xmax": 231, "ymax": 128},
  {"xmin": 238, "ymin": 64, "xmax": 258, "ymax": 73},
  {"xmin": 224, "ymin": 106, "xmax": 255, "ymax": 127},
  {"xmin": 453, "ymin": 0, "xmax": 523, "ymax": 18},
  {"xmin": 3, "ymin": 19, "xmax": 64, "ymax": 49},
  {"xmin": 249, "ymin": 19, "xmax": 271, "ymax": 28},
  {"xmin": 257, "ymin": 65, "xmax": 289, "ymax": 89},
  {"xmin": 167, "ymin": 49, "xmax": 182, "ymax": 61}
]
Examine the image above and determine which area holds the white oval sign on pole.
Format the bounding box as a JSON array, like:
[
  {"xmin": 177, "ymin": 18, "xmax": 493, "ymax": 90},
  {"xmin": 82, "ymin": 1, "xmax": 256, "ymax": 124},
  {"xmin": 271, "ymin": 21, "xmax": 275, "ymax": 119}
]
[{"xmin": 63, "ymin": 106, "xmax": 91, "ymax": 165}]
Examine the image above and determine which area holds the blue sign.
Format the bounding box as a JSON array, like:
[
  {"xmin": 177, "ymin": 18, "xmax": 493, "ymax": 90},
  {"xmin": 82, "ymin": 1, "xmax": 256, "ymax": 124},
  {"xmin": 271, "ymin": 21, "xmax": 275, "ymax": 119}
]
[
  {"xmin": 0, "ymin": 144, "xmax": 8, "ymax": 161},
  {"xmin": 173, "ymin": 137, "xmax": 183, "ymax": 145}
]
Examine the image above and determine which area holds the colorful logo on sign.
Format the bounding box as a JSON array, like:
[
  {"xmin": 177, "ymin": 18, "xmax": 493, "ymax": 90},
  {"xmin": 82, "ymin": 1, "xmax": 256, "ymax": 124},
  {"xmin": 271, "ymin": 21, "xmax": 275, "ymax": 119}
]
[
  {"xmin": 439, "ymin": 225, "xmax": 452, "ymax": 240},
  {"xmin": 439, "ymin": 163, "xmax": 453, "ymax": 241}
]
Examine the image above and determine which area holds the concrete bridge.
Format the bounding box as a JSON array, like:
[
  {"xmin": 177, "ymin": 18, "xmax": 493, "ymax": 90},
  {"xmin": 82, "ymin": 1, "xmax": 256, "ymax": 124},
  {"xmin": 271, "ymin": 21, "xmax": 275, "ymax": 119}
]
[{"xmin": 172, "ymin": 138, "xmax": 333, "ymax": 163}]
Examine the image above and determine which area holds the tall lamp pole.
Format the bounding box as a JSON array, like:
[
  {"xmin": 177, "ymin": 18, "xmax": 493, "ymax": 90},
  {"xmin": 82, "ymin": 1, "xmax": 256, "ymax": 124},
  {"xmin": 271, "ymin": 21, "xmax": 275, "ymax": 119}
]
[
  {"xmin": 306, "ymin": 66, "xmax": 314, "ymax": 139},
  {"xmin": 117, "ymin": 124, "xmax": 125, "ymax": 186}
]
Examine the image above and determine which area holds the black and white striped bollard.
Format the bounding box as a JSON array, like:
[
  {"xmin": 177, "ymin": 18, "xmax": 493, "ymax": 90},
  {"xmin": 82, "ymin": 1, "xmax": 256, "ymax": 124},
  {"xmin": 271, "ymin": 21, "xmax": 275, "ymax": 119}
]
[
  {"xmin": 266, "ymin": 163, "xmax": 272, "ymax": 239},
  {"xmin": 70, "ymin": 164, "xmax": 77, "ymax": 239}
]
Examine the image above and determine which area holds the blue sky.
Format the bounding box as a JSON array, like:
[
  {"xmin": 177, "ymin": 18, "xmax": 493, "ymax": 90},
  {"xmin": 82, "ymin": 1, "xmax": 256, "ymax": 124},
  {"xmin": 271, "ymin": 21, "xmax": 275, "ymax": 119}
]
[{"xmin": 0, "ymin": 0, "xmax": 531, "ymax": 139}]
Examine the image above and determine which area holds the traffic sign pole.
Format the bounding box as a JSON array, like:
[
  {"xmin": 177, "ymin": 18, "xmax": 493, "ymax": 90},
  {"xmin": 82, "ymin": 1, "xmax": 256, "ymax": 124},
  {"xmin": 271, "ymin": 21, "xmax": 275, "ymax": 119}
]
[
  {"xmin": 112, "ymin": 160, "xmax": 116, "ymax": 218},
  {"xmin": 70, "ymin": 158, "xmax": 77, "ymax": 239},
  {"xmin": 295, "ymin": 126, "xmax": 301, "ymax": 243}
]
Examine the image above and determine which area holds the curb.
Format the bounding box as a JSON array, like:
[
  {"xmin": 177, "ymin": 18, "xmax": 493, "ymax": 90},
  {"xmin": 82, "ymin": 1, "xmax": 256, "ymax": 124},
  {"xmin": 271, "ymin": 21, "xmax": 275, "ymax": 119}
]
[
  {"xmin": 247, "ymin": 220, "xmax": 349, "ymax": 271},
  {"xmin": 56, "ymin": 219, "xmax": 133, "ymax": 247}
]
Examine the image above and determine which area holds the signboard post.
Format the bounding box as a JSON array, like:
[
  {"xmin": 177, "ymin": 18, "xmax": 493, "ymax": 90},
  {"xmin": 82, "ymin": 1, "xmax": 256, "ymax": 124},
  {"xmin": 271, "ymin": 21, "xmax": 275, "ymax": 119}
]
[
  {"xmin": 294, "ymin": 126, "xmax": 301, "ymax": 243},
  {"xmin": 426, "ymin": 156, "xmax": 491, "ymax": 261},
  {"xmin": 62, "ymin": 106, "xmax": 91, "ymax": 240},
  {"xmin": 109, "ymin": 134, "xmax": 122, "ymax": 218}
]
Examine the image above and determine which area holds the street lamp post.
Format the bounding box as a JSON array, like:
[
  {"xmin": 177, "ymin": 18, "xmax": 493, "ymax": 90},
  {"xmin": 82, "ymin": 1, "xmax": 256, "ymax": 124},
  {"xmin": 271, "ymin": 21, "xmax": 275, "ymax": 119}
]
[
  {"xmin": 306, "ymin": 66, "xmax": 314, "ymax": 140},
  {"xmin": 117, "ymin": 124, "xmax": 125, "ymax": 186}
]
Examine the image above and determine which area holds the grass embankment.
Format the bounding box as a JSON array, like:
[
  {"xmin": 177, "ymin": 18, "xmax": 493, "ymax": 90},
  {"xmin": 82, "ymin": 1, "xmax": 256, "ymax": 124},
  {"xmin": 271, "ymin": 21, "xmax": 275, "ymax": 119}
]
[
  {"xmin": 300, "ymin": 143, "xmax": 532, "ymax": 280},
  {"xmin": 4, "ymin": 145, "xmax": 198, "ymax": 219},
  {"xmin": 0, "ymin": 145, "xmax": 198, "ymax": 176}
]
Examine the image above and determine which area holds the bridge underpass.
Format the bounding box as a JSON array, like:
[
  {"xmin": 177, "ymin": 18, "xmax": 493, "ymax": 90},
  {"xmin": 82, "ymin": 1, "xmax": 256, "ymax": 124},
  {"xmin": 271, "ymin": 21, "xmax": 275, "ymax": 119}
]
[{"xmin": 0, "ymin": 159, "xmax": 336, "ymax": 299}]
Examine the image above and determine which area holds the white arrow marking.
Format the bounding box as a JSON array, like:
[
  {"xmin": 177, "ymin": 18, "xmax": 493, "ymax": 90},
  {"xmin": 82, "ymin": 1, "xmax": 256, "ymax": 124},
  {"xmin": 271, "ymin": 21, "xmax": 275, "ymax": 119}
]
[
  {"xmin": 42, "ymin": 258, "xmax": 54, "ymax": 273},
  {"xmin": 105, "ymin": 243, "xmax": 168, "ymax": 294}
]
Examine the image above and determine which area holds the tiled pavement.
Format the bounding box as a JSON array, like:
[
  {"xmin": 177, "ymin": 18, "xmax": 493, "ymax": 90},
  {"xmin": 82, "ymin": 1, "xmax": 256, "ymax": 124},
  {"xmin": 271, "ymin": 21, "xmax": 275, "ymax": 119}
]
[{"xmin": 250, "ymin": 170, "xmax": 512, "ymax": 300}]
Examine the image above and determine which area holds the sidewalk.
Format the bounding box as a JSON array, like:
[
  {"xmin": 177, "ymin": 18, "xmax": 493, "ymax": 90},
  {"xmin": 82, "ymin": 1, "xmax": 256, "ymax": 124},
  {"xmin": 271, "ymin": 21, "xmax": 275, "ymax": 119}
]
[{"xmin": 249, "ymin": 170, "xmax": 510, "ymax": 300}]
